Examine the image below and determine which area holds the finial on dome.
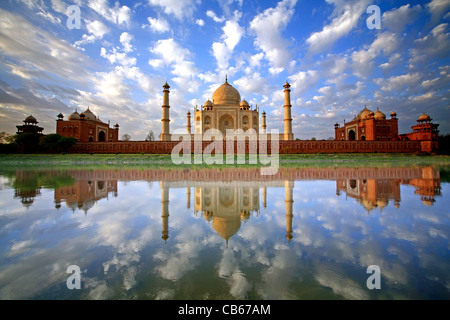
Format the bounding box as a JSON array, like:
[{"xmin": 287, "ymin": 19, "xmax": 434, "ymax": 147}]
[{"xmin": 225, "ymin": 74, "xmax": 228, "ymax": 83}]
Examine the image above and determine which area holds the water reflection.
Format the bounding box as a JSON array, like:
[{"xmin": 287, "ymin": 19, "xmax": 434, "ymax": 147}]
[{"xmin": 0, "ymin": 166, "xmax": 448, "ymax": 299}]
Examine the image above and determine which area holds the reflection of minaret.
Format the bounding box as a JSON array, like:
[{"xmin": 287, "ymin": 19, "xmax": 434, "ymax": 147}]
[
  {"xmin": 186, "ymin": 187, "xmax": 191, "ymax": 209},
  {"xmin": 262, "ymin": 186, "xmax": 267, "ymax": 208},
  {"xmin": 285, "ymin": 180, "xmax": 294, "ymax": 242},
  {"xmin": 161, "ymin": 181, "xmax": 169, "ymax": 242}
]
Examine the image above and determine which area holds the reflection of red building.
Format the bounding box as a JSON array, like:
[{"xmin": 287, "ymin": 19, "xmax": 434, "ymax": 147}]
[
  {"xmin": 54, "ymin": 179, "xmax": 117, "ymax": 213},
  {"xmin": 56, "ymin": 108, "xmax": 119, "ymax": 142},
  {"xmin": 336, "ymin": 167, "xmax": 441, "ymax": 211},
  {"xmin": 335, "ymin": 107, "xmax": 439, "ymax": 145}
]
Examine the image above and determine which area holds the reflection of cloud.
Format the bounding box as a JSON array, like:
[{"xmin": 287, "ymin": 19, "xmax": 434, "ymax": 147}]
[{"xmin": 314, "ymin": 264, "xmax": 369, "ymax": 300}]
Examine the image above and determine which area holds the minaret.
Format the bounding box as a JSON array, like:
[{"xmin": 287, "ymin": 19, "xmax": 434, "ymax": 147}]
[
  {"xmin": 160, "ymin": 82, "xmax": 171, "ymax": 141},
  {"xmin": 285, "ymin": 180, "xmax": 294, "ymax": 242},
  {"xmin": 161, "ymin": 181, "xmax": 169, "ymax": 242},
  {"xmin": 283, "ymin": 81, "xmax": 293, "ymax": 140},
  {"xmin": 186, "ymin": 111, "xmax": 191, "ymax": 135},
  {"xmin": 261, "ymin": 111, "xmax": 267, "ymax": 134}
]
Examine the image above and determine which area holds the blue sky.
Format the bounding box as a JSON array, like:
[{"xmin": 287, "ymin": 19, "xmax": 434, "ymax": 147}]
[{"xmin": 0, "ymin": 0, "xmax": 449, "ymax": 140}]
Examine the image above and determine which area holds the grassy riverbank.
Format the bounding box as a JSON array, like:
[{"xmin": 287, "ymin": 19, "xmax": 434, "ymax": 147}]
[{"xmin": 1, "ymin": 153, "xmax": 449, "ymax": 169}]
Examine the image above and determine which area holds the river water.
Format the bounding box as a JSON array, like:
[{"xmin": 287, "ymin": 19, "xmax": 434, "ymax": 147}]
[{"xmin": 0, "ymin": 165, "xmax": 449, "ymax": 300}]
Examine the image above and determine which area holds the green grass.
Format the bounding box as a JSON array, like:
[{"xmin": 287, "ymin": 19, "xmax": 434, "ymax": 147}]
[{"xmin": 1, "ymin": 153, "xmax": 449, "ymax": 170}]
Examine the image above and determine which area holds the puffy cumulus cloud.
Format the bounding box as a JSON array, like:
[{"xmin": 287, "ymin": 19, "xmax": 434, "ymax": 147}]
[
  {"xmin": 211, "ymin": 11, "xmax": 244, "ymax": 71},
  {"xmin": 382, "ymin": 4, "xmax": 422, "ymax": 33},
  {"xmin": 142, "ymin": 16, "xmax": 170, "ymax": 33},
  {"xmin": 249, "ymin": 0, "xmax": 297, "ymax": 70},
  {"xmin": 234, "ymin": 72, "xmax": 271, "ymax": 99},
  {"xmin": 75, "ymin": 20, "xmax": 110, "ymax": 48},
  {"xmin": 427, "ymin": 0, "xmax": 450, "ymax": 18},
  {"xmin": 306, "ymin": 0, "xmax": 370, "ymax": 55},
  {"xmin": 87, "ymin": 0, "xmax": 131, "ymax": 26},
  {"xmin": 148, "ymin": 0, "xmax": 201, "ymax": 20},
  {"xmin": 379, "ymin": 72, "xmax": 422, "ymax": 92}
]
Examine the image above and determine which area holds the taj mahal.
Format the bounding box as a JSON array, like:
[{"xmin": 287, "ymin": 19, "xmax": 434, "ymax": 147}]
[{"xmin": 160, "ymin": 77, "xmax": 294, "ymax": 141}]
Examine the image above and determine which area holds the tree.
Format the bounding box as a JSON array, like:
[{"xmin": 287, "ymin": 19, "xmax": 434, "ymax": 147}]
[
  {"xmin": 39, "ymin": 134, "xmax": 62, "ymax": 152},
  {"xmin": 15, "ymin": 133, "xmax": 40, "ymax": 153},
  {"xmin": 57, "ymin": 137, "xmax": 77, "ymax": 152},
  {"xmin": 145, "ymin": 130, "xmax": 155, "ymax": 141},
  {"xmin": 121, "ymin": 133, "xmax": 131, "ymax": 141}
]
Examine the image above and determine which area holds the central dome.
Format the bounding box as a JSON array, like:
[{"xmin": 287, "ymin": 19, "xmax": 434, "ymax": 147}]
[{"xmin": 212, "ymin": 80, "xmax": 241, "ymax": 105}]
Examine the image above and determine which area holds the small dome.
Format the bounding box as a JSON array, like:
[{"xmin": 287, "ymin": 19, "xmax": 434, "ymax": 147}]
[
  {"xmin": 80, "ymin": 108, "xmax": 97, "ymax": 121},
  {"xmin": 391, "ymin": 111, "xmax": 397, "ymax": 117},
  {"xmin": 212, "ymin": 80, "xmax": 241, "ymax": 105},
  {"xmin": 240, "ymin": 99, "xmax": 249, "ymax": 107},
  {"xmin": 418, "ymin": 113, "xmax": 431, "ymax": 121},
  {"xmin": 68, "ymin": 111, "xmax": 80, "ymax": 121},
  {"xmin": 374, "ymin": 109, "xmax": 386, "ymax": 120},
  {"xmin": 24, "ymin": 115, "xmax": 37, "ymax": 123},
  {"xmin": 57, "ymin": 113, "xmax": 64, "ymax": 119},
  {"xmin": 204, "ymin": 100, "xmax": 213, "ymax": 107}
]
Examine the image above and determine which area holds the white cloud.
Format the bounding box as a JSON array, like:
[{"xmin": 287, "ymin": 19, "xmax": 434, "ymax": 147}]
[
  {"xmin": 88, "ymin": 0, "xmax": 132, "ymax": 26},
  {"xmin": 143, "ymin": 17, "xmax": 170, "ymax": 33},
  {"xmin": 427, "ymin": 0, "xmax": 450, "ymax": 18},
  {"xmin": 249, "ymin": 0, "xmax": 297, "ymax": 69},
  {"xmin": 380, "ymin": 72, "xmax": 422, "ymax": 92},
  {"xmin": 148, "ymin": 0, "xmax": 200, "ymax": 20},
  {"xmin": 195, "ymin": 19, "xmax": 205, "ymax": 27},
  {"xmin": 206, "ymin": 10, "xmax": 225, "ymax": 23},
  {"xmin": 306, "ymin": 0, "xmax": 369, "ymax": 54},
  {"xmin": 382, "ymin": 4, "xmax": 421, "ymax": 33},
  {"xmin": 120, "ymin": 32, "xmax": 134, "ymax": 53},
  {"xmin": 211, "ymin": 14, "xmax": 244, "ymax": 70}
]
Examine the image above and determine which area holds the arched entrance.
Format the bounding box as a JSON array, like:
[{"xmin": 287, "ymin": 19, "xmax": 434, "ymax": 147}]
[
  {"xmin": 98, "ymin": 131, "xmax": 106, "ymax": 142},
  {"xmin": 348, "ymin": 130, "xmax": 356, "ymax": 141},
  {"xmin": 219, "ymin": 114, "xmax": 234, "ymax": 137}
]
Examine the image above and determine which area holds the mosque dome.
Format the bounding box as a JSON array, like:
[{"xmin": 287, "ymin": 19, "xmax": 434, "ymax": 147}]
[
  {"xmin": 68, "ymin": 110, "xmax": 81, "ymax": 121},
  {"xmin": 24, "ymin": 115, "xmax": 37, "ymax": 123},
  {"xmin": 204, "ymin": 100, "xmax": 213, "ymax": 107},
  {"xmin": 212, "ymin": 80, "xmax": 241, "ymax": 105},
  {"xmin": 357, "ymin": 107, "xmax": 372, "ymax": 120},
  {"xmin": 212, "ymin": 216, "xmax": 241, "ymax": 241},
  {"xmin": 374, "ymin": 109, "xmax": 386, "ymax": 120},
  {"xmin": 418, "ymin": 113, "xmax": 431, "ymax": 122},
  {"xmin": 80, "ymin": 108, "xmax": 97, "ymax": 121}
]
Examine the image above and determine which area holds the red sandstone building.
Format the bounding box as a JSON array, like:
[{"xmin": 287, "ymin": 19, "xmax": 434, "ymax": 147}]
[
  {"xmin": 334, "ymin": 107, "xmax": 439, "ymax": 143},
  {"xmin": 16, "ymin": 115, "xmax": 44, "ymax": 136},
  {"xmin": 56, "ymin": 107, "xmax": 119, "ymax": 142}
]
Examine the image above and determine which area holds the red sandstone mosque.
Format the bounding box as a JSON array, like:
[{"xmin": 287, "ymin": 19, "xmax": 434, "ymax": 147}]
[
  {"xmin": 334, "ymin": 106, "xmax": 439, "ymax": 142},
  {"xmin": 55, "ymin": 107, "xmax": 120, "ymax": 142}
]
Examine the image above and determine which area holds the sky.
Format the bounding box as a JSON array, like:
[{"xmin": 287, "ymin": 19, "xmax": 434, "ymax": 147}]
[{"xmin": 0, "ymin": 0, "xmax": 449, "ymax": 140}]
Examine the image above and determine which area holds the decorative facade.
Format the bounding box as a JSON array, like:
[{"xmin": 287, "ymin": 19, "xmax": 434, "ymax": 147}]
[
  {"xmin": 56, "ymin": 107, "xmax": 119, "ymax": 142},
  {"xmin": 334, "ymin": 107, "xmax": 439, "ymax": 144},
  {"xmin": 159, "ymin": 78, "xmax": 294, "ymax": 141}
]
